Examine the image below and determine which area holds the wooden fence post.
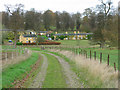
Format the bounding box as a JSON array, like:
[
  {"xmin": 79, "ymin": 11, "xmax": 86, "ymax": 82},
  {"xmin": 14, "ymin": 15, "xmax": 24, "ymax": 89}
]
[
  {"xmin": 86, "ymin": 51, "xmax": 87, "ymax": 58},
  {"xmin": 114, "ymin": 62, "xmax": 116, "ymax": 71},
  {"xmin": 76, "ymin": 48, "xmax": 77, "ymax": 55},
  {"xmin": 12, "ymin": 52, "xmax": 13, "ymax": 59},
  {"xmin": 100, "ymin": 53, "xmax": 102, "ymax": 64},
  {"xmin": 94, "ymin": 51, "xmax": 96, "ymax": 60},
  {"xmin": 107, "ymin": 54, "xmax": 109, "ymax": 66},
  {"xmin": 90, "ymin": 50, "xmax": 91, "ymax": 60},
  {"xmin": 6, "ymin": 52, "xmax": 7, "ymax": 61},
  {"xmin": 81, "ymin": 49, "xmax": 82, "ymax": 55},
  {"xmin": 79, "ymin": 51, "xmax": 80, "ymax": 55}
]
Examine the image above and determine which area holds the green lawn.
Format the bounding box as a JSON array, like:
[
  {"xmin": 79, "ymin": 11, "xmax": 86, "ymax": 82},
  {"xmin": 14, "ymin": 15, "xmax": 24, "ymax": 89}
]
[
  {"xmin": 55, "ymin": 40, "xmax": 92, "ymax": 47},
  {"xmin": 42, "ymin": 53, "xmax": 67, "ymax": 88},
  {"xmin": 2, "ymin": 52, "xmax": 39, "ymax": 88}
]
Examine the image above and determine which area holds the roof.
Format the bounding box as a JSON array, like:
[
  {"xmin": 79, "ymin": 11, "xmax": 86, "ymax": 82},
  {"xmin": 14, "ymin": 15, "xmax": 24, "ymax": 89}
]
[
  {"xmin": 23, "ymin": 34, "xmax": 37, "ymax": 37},
  {"xmin": 39, "ymin": 31, "xmax": 48, "ymax": 33},
  {"xmin": 54, "ymin": 33, "xmax": 93, "ymax": 36}
]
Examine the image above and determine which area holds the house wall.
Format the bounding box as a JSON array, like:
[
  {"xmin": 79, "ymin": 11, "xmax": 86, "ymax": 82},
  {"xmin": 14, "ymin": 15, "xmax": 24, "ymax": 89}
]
[{"xmin": 19, "ymin": 35, "xmax": 37, "ymax": 43}]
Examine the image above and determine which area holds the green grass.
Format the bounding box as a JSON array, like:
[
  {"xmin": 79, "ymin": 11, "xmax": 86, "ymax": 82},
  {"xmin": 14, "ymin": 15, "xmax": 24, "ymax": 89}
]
[
  {"xmin": 55, "ymin": 40, "xmax": 91, "ymax": 47},
  {"xmin": 77, "ymin": 47, "xmax": 118, "ymax": 69},
  {"xmin": 45, "ymin": 51, "xmax": 106, "ymax": 88},
  {"xmin": 42, "ymin": 53, "xmax": 67, "ymax": 88},
  {"xmin": 2, "ymin": 52, "xmax": 39, "ymax": 88},
  {"xmin": 29, "ymin": 47, "xmax": 118, "ymax": 69},
  {"xmin": 23, "ymin": 54, "xmax": 44, "ymax": 88}
]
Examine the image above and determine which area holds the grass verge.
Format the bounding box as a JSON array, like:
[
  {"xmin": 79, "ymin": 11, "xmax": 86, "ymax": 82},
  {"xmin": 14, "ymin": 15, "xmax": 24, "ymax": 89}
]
[
  {"xmin": 2, "ymin": 52, "xmax": 39, "ymax": 88},
  {"xmin": 42, "ymin": 53, "xmax": 67, "ymax": 88},
  {"xmin": 22, "ymin": 54, "xmax": 44, "ymax": 88}
]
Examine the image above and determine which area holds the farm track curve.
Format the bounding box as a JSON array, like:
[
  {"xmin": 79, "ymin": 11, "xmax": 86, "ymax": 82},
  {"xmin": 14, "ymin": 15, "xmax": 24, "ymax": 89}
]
[
  {"xmin": 45, "ymin": 52, "xmax": 83, "ymax": 88},
  {"xmin": 29, "ymin": 53, "xmax": 48, "ymax": 88},
  {"xmin": 29, "ymin": 51, "xmax": 83, "ymax": 88}
]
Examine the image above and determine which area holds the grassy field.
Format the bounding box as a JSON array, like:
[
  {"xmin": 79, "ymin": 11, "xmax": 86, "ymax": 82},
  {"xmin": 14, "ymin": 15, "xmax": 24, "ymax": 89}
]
[
  {"xmin": 2, "ymin": 52, "xmax": 39, "ymax": 88},
  {"xmin": 42, "ymin": 53, "xmax": 67, "ymax": 88},
  {"xmin": 77, "ymin": 47, "xmax": 118, "ymax": 69},
  {"xmin": 55, "ymin": 40, "xmax": 91, "ymax": 47}
]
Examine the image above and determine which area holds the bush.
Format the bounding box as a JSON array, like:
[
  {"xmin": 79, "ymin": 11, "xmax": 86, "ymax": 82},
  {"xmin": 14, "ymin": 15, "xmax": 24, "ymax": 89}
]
[
  {"xmin": 59, "ymin": 35, "xmax": 65, "ymax": 40},
  {"xmin": 16, "ymin": 42, "xmax": 22, "ymax": 45},
  {"xmin": 41, "ymin": 35, "xmax": 48, "ymax": 40},
  {"xmin": 38, "ymin": 42, "xmax": 61, "ymax": 45},
  {"xmin": 37, "ymin": 36, "xmax": 45, "ymax": 43},
  {"xmin": 51, "ymin": 36, "xmax": 54, "ymax": 40},
  {"xmin": 87, "ymin": 35, "xmax": 92, "ymax": 40},
  {"xmin": 22, "ymin": 43, "xmax": 37, "ymax": 45}
]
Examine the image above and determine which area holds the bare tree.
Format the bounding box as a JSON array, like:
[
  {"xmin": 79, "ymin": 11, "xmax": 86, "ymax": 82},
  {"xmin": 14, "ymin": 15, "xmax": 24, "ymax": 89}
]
[{"xmin": 5, "ymin": 4, "xmax": 24, "ymax": 48}]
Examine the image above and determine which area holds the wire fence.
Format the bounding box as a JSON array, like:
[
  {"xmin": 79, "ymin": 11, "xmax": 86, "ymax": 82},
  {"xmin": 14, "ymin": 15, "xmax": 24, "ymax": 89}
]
[
  {"xmin": 1, "ymin": 47, "xmax": 29, "ymax": 61},
  {"xmin": 38, "ymin": 46, "xmax": 118, "ymax": 72}
]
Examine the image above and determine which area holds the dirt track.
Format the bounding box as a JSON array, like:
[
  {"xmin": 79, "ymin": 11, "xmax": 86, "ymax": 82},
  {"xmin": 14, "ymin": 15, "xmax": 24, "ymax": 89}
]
[
  {"xmin": 29, "ymin": 53, "xmax": 48, "ymax": 88},
  {"xmin": 29, "ymin": 51, "xmax": 83, "ymax": 88},
  {"xmin": 46, "ymin": 52, "xmax": 83, "ymax": 88}
]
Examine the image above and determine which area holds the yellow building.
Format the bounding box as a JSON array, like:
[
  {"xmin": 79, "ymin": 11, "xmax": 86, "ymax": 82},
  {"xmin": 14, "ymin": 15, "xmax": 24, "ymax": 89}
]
[{"xmin": 19, "ymin": 30, "xmax": 37, "ymax": 43}]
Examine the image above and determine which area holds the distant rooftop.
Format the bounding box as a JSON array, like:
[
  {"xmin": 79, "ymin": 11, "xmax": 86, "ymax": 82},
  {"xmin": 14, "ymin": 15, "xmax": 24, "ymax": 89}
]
[
  {"xmin": 39, "ymin": 31, "xmax": 48, "ymax": 33},
  {"xmin": 54, "ymin": 33, "xmax": 93, "ymax": 36},
  {"xmin": 23, "ymin": 34, "xmax": 37, "ymax": 37}
]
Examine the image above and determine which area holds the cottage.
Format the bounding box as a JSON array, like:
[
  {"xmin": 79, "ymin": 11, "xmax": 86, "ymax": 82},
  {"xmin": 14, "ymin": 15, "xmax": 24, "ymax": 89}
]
[{"xmin": 19, "ymin": 30, "xmax": 37, "ymax": 43}]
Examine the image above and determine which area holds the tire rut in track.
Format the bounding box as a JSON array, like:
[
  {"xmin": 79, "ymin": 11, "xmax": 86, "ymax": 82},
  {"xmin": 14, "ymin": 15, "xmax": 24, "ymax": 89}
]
[
  {"xmin": 46, "ymin": 52, "xmax": 83, "ymax": 88},
  {"xmin": 29, "ymin": 53, "xmax": 48, "ymax": 88}
]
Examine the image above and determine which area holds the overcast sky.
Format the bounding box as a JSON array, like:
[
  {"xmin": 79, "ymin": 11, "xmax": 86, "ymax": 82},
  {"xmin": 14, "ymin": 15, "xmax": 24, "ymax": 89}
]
[{"xmin": 0, "ymin": 0, "xmax": 119, "ymax": 13}]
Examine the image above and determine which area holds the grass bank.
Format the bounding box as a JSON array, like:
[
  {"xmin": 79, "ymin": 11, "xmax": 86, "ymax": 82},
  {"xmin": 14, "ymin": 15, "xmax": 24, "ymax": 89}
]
[
  {"xmin": 42, "ymin": 53, "xmax": 67, "ymax": 88},
  {"xmin": 2, "ymin": 52, "xmax": 39, "ymax": 88}
]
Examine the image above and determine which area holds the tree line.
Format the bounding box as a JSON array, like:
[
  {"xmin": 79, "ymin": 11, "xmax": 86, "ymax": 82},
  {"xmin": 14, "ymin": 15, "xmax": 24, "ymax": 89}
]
[{"xmin": 1, "ymin": 0, "xmax": 118, "ymax": 47}]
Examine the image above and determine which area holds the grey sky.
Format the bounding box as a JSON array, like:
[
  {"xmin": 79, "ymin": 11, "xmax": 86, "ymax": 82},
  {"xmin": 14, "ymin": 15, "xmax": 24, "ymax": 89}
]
[{"xmin": 0, "ymin": 0, "xmax": 119, "ymax": 13}]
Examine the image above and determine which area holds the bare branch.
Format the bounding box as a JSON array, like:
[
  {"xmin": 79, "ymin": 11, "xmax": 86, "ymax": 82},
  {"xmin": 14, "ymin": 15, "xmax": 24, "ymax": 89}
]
[{"xmin": 106, "ymin": 2, "xmax": 111, "ymax": 15}]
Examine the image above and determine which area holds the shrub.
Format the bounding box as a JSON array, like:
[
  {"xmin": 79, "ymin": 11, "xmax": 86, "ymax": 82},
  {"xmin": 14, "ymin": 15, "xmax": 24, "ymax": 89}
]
[
  {"xmin": 38, "ymin": 42, "xmax": 61, "ymax": 45},
  {"xmin": 37, "ymin": 36, "xmax": 45, "ymax": 43},
  {"xmin": 22, "ymin": 43, "xmax": 37, "ymax": 45},
  {"xmin": 51, "ymin": 35, "xmax": 54, "ymax": 40},
  {"xmin": 16, "ymin": 42, "xmax": 22, "ymax": 45},
  {"xmin": 59, "ymin": 35, "xmax": 65, "ymax": 40},
  {"xmin": 41, "ymin": 35, "xmax": 48, "ymax": 40}
]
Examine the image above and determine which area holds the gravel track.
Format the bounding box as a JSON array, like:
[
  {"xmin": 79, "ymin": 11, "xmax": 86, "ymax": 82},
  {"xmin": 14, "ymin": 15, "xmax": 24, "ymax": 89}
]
[
  {"xmin": 29, "ymin": 53, "xmax": 48, "ymax": 88},
  {"xmin": 29, "ymin": 51, "xmax": 83, "ymax": 88},
  {"xmin": 46, "ymin": 52, "xmax": 83, "ymax": 88}
]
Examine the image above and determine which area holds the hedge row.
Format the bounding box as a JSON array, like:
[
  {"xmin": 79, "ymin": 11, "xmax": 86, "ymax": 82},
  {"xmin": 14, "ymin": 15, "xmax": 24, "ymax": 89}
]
[
  {"xmin": 18, "ymin": 42, "xmax": 61, "ymax": 45},
  {"xmin": 38, "ymin": 42, "xmax": 61, "ymax": 45},
  {"xmin": 22, "ymin": 43, "xmax": 36, "ymax": 45}
]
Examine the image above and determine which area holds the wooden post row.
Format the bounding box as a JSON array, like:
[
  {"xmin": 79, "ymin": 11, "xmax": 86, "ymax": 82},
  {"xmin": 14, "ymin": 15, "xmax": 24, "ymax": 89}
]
[
  {"xmin": 108, "ymin": 54, "xmax": 109, "ymax": 66},
  {"xmin": 100, "ymin": 53, "xmax": 102, "ymax": 64},
  {"xmin": 94, "ymin": 51, "xmax": 96, "ymax": 60},
  {"xmin": 114, "ymin": 62, "xmax": 116, "ymax": 71},
  {"xmin": 86, "ymin": 51, "xmax": 87, "ymax": 58},
  {"xmin": 90, "ymin": 50, "xmax": 91, "ymax": 60}
]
